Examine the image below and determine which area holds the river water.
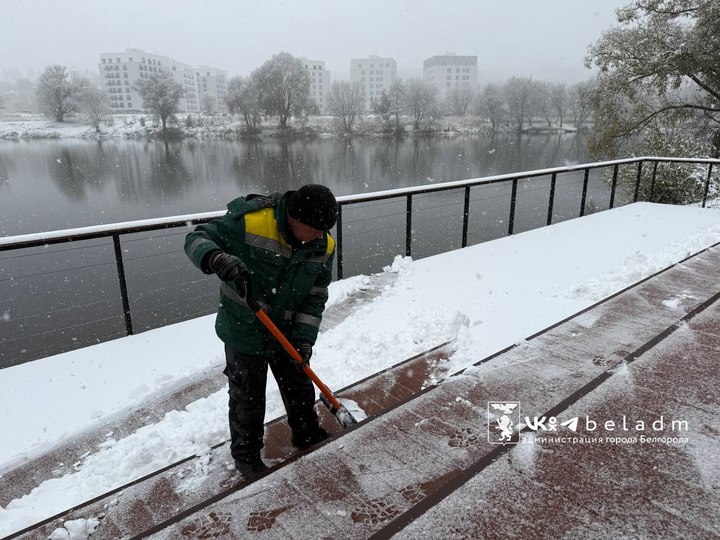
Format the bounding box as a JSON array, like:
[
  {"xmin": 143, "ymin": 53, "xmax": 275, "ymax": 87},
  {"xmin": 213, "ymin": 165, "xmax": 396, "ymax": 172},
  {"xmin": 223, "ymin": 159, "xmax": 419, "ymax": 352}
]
[
  {"xmin": 0, "ymin": 133, "xmax": 597, "ymax": 235},
  {"xmin": 0, "ymin": 133, "xmax": 619, "ymax": 367}
]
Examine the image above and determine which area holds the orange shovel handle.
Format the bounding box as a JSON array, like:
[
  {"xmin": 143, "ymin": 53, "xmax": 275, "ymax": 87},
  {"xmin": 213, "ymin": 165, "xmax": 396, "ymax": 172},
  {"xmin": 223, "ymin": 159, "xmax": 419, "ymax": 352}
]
[{"xmin": 253, "ymin": 308, "xmax": 343, "ymax": 412}]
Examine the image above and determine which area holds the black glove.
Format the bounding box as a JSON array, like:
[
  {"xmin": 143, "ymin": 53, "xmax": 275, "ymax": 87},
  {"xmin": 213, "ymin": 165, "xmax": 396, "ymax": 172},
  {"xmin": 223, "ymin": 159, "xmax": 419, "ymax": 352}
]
[
  {"xmin": 291, "ymin": 340, "xmax": 313, "ymax": 370},
  {"xmin": 210, "ymin": 252, "xmax": 251, "ymax": 296}
]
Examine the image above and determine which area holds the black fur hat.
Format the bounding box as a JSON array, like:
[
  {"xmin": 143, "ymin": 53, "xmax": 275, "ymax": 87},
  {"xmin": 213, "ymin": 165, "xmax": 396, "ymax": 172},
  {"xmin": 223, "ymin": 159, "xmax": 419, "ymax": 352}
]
[{"xmin": 287, "ymin": 184, "xmax": 338, "ymax": 231}]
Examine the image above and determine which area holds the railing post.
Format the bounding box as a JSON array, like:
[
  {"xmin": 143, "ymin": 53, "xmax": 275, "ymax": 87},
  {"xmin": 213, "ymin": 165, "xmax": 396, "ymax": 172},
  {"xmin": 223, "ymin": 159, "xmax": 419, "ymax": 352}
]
[
  {"xmin": 609, "ymin": 163, "xmax": 619, "ymax": 209},
  {"xmin": 579, "ymin": 168, "xmax": 590, "ymax": 217},
  {"xmin": 633, "ymin": 161, "xmax": 643, "ymax": 202},
  {"xmin": 406, "ymin": 194, "xmax": 413, "ymax": 257},
  {"xmin": 112, "ymin": 233, "xmax": 134, "ymax": 336},
  {"xmin": 649, "ymin": 161, "xmax": 659, "ymax": 202},
  {"xmin": 336, "ymin": 205, "xmax": 344, "ymax": 279},
  {"xmin": 702, "ymin": 163, "xmax": 714, "ymax": 208},
  {"xmin": 462, "ymin": 186, "xmax": 470, "ymax": 248},
  {"xmin": 546, "ymin": 172, "xmax": 557, "ymax": 225},
  {"xmin": 508, "ymin": 178, "xmax": 518, "ymax": 235}
]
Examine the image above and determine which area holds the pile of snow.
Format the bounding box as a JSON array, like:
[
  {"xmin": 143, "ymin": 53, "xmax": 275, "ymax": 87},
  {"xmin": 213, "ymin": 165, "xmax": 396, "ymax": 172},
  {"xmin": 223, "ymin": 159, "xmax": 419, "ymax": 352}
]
[
  {"xmin": 2, "ymin": 202, "xmax": 720, "ymax": 536},
  {"xmin": 48, "ymin": 518, "xmax": 100, "ymax": 540}
]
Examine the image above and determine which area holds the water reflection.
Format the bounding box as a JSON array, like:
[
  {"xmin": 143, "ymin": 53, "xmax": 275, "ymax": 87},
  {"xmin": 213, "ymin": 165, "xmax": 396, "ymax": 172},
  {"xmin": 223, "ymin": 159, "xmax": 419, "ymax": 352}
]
[
  {"xmin": 0, "ymin": 133, "xmax": 591, "ymax": 236},
  {"xmin": 149, "ymin": 141, "xmax": 192, "ymax": 196},
  {"xmin": 1, "ymin": 132, "xmax": 604, "ymax": 366},
  {"xmin": 48, "ymin": 145, "xmax": 109, "ymax": 200},
  {"xmin": 231, "ymin": 142, "xmax": 262, "ymax": 186},
  {"xmin": 0, "ymin": 152, "xmax": 9, "ymax": 190}
]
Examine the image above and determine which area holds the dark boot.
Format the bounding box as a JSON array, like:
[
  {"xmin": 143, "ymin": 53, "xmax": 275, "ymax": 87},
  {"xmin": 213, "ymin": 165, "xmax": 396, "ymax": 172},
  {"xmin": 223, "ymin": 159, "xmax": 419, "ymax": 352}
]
[
  {"xmin": 235, "ymin": 454, "xmax": 269, "ymax": 481},
  {"xmin": 291, "ymin": 426, "xmax": 330, "ymax": 449}
]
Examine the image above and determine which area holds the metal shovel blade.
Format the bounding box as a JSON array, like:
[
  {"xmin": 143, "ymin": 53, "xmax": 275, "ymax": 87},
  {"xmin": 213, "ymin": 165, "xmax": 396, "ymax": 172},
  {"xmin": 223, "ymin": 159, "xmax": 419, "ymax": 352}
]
[{"xmin": 320, "ymin": 393, "xmax": 359, "ymax": 428}]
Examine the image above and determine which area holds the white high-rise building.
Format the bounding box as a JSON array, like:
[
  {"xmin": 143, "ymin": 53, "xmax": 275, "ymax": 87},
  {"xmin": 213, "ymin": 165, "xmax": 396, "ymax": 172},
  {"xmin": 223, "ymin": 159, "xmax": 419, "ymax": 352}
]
[
  {"xmin": 423, "ymin": 53, "xmax": 478, "ymax": 96},
  {"xmin": 195, "ymin": 65, "xmax": 227, "ymax": 113},
  {"xmin": 98, "ymin": 49, "xmax": 226, "ymax": 113},
  {"xmin": 300, "ymin": 58, "xmax": 331, "ymax": 115},
  {"xmin": 350, "ymin": 55, "xmax": 397, "ymax": 112}
]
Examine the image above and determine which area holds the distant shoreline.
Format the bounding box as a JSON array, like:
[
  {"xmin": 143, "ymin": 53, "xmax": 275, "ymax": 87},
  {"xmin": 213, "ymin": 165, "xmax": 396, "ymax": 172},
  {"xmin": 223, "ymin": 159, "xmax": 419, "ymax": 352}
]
[{"xmin": 0, "ymin": 113, "xmax": 581, "ymax": 141}]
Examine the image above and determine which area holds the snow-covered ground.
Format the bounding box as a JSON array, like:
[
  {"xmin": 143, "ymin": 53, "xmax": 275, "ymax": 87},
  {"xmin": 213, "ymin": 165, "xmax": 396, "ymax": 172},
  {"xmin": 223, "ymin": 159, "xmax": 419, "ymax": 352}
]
[
  {"xmin": 0, "ymin": 113, "xmax": 521, "ymax": 140},
  {"xmin": 2, "ymin": 202, "xmax": 720, "ymax": 537},
  {"xmin": 0, "ymin": 115, "xmax": 210, "ymax": 140}
]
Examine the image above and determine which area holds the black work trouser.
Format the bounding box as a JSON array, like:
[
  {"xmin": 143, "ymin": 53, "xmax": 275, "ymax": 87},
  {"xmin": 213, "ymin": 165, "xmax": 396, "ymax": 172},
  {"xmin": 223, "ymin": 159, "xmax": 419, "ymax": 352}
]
[{"xmin": 224, "ymin": 344, "xmax": 321, "ymax": 461}]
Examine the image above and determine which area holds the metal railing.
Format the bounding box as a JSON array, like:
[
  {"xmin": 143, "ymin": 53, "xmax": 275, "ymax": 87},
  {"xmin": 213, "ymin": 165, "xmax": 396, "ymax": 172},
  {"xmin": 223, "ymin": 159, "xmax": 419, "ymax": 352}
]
[
  {"xmin": 1, "ymin": 156, "xmax": 718, "ymax": 340},
  {"xmin": 334, "ymin": 156, "xmax": 717, "ymax": 278}
]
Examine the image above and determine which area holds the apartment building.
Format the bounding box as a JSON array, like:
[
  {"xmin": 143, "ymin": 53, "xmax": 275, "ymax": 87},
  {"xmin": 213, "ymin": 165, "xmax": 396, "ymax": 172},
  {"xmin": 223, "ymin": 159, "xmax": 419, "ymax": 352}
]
[
  {"xmin": 299, "ymin": 57, "xmax": 331, "ymax": 115},
  {"xmin": 350, "ymin": 55, "xmax": 397, "ymax": 111},
  {"xmin": 195, "ymin": 65, "xmax": 227, "ymax": 113},
  {"xmin": 98, "ymin": 49, "xmax": 225, "ymax": 113},
  {"xmin": 423, "ymin": 53, "xmax": 478, "ymax": 96}
]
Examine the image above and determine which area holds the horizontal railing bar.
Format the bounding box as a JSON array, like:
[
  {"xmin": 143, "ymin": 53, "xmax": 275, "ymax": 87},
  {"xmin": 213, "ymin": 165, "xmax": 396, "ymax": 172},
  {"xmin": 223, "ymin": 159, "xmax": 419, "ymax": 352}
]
[
  {"xmin": 334, "ymin": 156, "xmax": 720, "ymax": 205},
  {"xmin": 2, "ymin": 156, "xmax": 718, "ymax": 252},
  {"xmin": 0, "ymin": 211, "xmax": 223, "ymax": 251}
]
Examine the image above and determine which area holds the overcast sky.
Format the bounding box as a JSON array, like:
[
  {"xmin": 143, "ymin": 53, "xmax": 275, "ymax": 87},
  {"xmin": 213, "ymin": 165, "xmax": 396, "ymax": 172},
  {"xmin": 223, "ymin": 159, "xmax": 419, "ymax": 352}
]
[{"xmin": 1, "ymin": 0, "xmax": 628, "ymax": 83}]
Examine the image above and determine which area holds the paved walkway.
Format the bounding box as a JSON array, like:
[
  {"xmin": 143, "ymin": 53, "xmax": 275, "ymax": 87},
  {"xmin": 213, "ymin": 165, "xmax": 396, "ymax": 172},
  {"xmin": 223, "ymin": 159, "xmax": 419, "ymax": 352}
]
[{"xmin": 10, "ymin": 246, "xmax": 720, "ymax": 539}]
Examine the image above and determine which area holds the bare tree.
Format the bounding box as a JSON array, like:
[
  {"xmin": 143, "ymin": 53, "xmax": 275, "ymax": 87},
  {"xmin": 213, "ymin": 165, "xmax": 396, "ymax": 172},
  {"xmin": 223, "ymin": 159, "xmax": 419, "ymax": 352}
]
[
  {"xmin": 568, "ymin": 80, "xmax": 593, "ymax": 130},
  {"xmin": 403, "ymin": 79, "xmax": 438, "ymax": 130},
  {"xmin": 527, "ymin": 79, "xmax": 546, "ymax": 128},
  {"xmin": 370, "ymin": 90, "xmax": 393, "ymax": 132},
  {"xmin": 225, "ymin": 75, "xmax": 262, "ymax": 130},
  {"xmin": 388, "ymin": 80, "xmax": 406, "ymax": 134},
  {"xmin": 550, "ymin": 82, "xmax": 569, "ymax": 128},
  {"xmin": 446, "ymin": 86, "xmax": 475, "ymax": 117},
  {"xmin": 254, "ymin": 52, "xmax": 311, "ymax": 128},
  {"xmin": 535, "ymin": 81, "xmax": 554, "ymax": 127},
  {"xmin": 504, "ymin": 76, "xmax": 534, "ymax": 134},
  {"xmin": 134, "ymin": 71, "xmax": 185, "ymax": 131},
  {"xmin": 36, "ymin": 65, "xmax": 77, "ymax": 122},
  {"xmin": 328, "ymin": 81, "xmax": 365, "ymax": 133},
  {"xmin": 371, "ymin": 81, "xmax": 407, "ymax": 134},
  {"xmin": 201, "ymin": 95, "xmax": 217, "ymax": 115},
  {"xmin": 476, "ymin": 83, "xmax": 506, "ymax": 131},
  {"xmin": 74, "ymin": 81, "xmax": 110, "ymax": 132}
]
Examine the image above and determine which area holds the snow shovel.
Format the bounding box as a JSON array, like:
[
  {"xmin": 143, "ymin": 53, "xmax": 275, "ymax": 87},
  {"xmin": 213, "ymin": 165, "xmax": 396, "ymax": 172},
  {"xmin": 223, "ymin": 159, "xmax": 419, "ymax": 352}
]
[{"xmin": 245, "ymin": 293, "xmax": 359, "ymax": 429}]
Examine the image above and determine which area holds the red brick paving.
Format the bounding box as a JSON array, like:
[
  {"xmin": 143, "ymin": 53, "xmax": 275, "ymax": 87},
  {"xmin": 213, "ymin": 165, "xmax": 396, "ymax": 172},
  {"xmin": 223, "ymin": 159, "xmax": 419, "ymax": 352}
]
[
  {"xmin": 149, "ymin": 246, "xmax": 720, "ymax": 540},
  {"xmin": 9, "ymin": 246, "xmax": 720, "ymax": 539}
]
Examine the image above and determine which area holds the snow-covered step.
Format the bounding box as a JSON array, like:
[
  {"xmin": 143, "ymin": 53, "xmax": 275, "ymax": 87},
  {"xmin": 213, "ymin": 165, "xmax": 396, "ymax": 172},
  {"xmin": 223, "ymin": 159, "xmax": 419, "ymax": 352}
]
[
  {"xmin": 395, "ymin": 299, "xmax": 720, "ymax": 539},
  {"xmin": 11, "ymin": 245, "xmax": 720, "ymax": 539},
  {"xmin": 8, "ymin": 344, "xmax": 453, "ymax": 539},
  {"xmin": 133, "ymin": 246, "xmax": 720, "ymax": 538},
  {"xmin": 0, "ymin": 269, "xmax": 396, "ymax": 513}
]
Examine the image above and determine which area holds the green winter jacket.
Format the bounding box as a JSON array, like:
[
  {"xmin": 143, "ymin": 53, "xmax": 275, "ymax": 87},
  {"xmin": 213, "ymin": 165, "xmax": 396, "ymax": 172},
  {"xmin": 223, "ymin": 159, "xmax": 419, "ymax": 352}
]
[{"xmin": 184, "ymin": 192, "xmax": 335, "ymax": 356}]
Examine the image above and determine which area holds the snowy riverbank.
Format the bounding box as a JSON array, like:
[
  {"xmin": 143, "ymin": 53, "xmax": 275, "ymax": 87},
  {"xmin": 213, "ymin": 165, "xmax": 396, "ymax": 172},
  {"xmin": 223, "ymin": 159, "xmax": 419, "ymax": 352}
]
[{"xmin": 0, "ymin": 113, "xmax": 577, "ymax": 141}]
